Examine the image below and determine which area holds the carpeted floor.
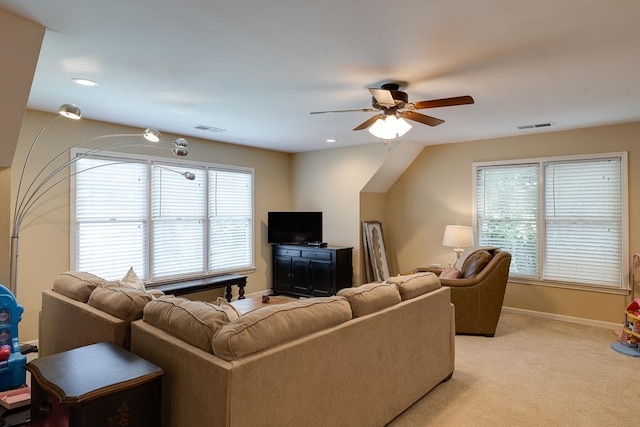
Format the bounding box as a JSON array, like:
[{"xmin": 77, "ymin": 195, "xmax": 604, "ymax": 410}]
[{"xmin": 388, "ymin": 311, "xmax": 640, "ymax": 426}]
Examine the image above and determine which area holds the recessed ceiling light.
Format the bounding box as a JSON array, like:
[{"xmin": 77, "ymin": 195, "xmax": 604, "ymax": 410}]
[
  {"xmin": 326, "ymin": 139, "xmax": 337, "ymax": 143},
  {"xmin": 72, "ymin": 78, "xmax": 99, "ymax": 87}
]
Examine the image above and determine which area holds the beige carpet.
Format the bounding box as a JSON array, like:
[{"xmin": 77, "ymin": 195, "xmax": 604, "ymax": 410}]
[{"xmin": 389, "ymin": 311, "xmax": 640, "ymax": 427}]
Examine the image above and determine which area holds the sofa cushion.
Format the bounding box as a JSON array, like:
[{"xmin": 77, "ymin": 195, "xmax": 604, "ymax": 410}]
[
  {"xmin": 212, "ymin": 296, "xmax": 352, "ymax": 361},
  {"xmin": 143, "ymin": 296, "xmax": 236, "ymax": 353},
  {"xmin": 337, "ymin": 282, "xmax": 401, "ymax": 316},
  {"xmin": 87, "ymin": 285, "xmax": 154, "ymax": 321},
  {"xmin": 53, "ymin": 271, "xmax": 107, "ymax": 303},
  {"xmin": 384, "ymin": 272, "xmax": 441, "ymax": 301}
]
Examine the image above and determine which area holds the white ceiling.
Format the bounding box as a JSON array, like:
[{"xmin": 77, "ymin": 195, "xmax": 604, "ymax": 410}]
[{"xmin": 3, "ymin": 0, "xmax": 640, "ymax": 153}]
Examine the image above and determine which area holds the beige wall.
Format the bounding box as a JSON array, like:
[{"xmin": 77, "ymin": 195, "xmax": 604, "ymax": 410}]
[
  {"xmin": 11, "ymin": 110, "xmax": 292, "ymax": 341},
  {"xmin": 291, "ymin": 144, "xmax": 396, "ymax": 285},
  {"xmin": 0, "ymin": 8, "xmax": 44, "ymax": 168},
  {"xmin": 383, "ymin": 122, "xmax": 640, "ymax": 324},
  {"xmin": 0, "ymin": 169, "xmax": 10, "ymax": 287}
]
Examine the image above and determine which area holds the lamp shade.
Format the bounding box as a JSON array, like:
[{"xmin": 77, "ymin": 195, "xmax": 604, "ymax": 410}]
[
  {"xmin": 442, "ymin": 225, "xmax": 474, "ymax": 248},
  {"xmin": 368, "ymin": 115, "xmax": 412, "ymax": 140},
  {"xmin": 58, "ymin": 104, "xmax": 82, "ymax": 120}
]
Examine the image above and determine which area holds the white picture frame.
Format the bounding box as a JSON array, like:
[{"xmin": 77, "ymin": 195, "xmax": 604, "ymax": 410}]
[{"xmin": 363, "ymin": 221, "xmax": 390, "ymax": 282}]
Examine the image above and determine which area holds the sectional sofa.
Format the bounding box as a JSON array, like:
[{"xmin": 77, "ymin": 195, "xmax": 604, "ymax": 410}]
[
  {"xmin": 132, "ymin": 275, "xmax": 454, "ymax": 427},
  {"xmin": 39, "ymin": 272, "xmax": 455, "ymax": 426}
]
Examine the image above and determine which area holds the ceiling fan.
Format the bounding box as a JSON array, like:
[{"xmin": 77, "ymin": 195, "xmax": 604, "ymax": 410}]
[{"xmin": 310, "ymin": 83, "xmax": 474, "ymax": 139}]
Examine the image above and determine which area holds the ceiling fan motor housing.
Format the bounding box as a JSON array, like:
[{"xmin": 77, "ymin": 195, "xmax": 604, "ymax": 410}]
[{"xmin": 372, "ymin": 89, "xmax": 408, "ymax": 109}]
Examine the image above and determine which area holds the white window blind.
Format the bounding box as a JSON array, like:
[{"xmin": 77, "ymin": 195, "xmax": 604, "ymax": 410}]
[
  {"xmin": 74, "ymin": 152, "xmax": 254, "ymax": 282},
  {"xmin": 474, "ymin": 153, "xmax": 626, "ymax": 290},
  {"xmin": 476, "ymin": 164, "xmax": 539, "ymax": 277},
  {"xmin": 151, "ymin": 164, "xmax": 206, "ymax": 279},
  {"xmin": 75, "ymin": 157, "xmax": 148, "ymax": 279},
  {"xmin": 544, "ymin": 158, "xmax": 622, "ymax": 286},
  {"xmin": 208, "ymin": 169, "xmax": 253, "ymax": 273}
]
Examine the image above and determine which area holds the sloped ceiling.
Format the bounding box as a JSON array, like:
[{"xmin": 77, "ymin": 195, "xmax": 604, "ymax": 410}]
[{"xmin": 2, "ymin": 0, "xmax": 640, "ymax": 153}]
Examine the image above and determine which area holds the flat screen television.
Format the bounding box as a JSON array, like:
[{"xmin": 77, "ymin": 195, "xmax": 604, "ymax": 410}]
[{"xmin": 268, "ymin": 211, "xmax": 322, "ymax": 244}]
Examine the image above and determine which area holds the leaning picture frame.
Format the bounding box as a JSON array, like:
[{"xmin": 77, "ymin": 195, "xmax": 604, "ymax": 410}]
[{"xmin": 363, "ymin": 221, "xmax": 390, "ymax": 282}]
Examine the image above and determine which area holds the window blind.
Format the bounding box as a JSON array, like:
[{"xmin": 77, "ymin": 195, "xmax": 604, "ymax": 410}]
[
  {"xmin": 544, "ymin": 158, "xmax": 622, "ymax": 286},
  {"xmin": 75, "ymin": 157, "xmax": 148, "ymax": 280},
  {"xmin": 476, "ymin": 164, "xmax": 540, "ymax": 277},
  {"xmin": 475, "ymin": 153, "xmax": 626, "ymax": 289},
  {"xmin": 208, "ymin": 169, "xmax": 253, "ymax": 273},
  {"xmin": 151, "ymin": 164, "xmax": 206, "ymax": 279},
  {"xmin": 74, "ymin": 152, "xmax": 254, "ymax": 282}
]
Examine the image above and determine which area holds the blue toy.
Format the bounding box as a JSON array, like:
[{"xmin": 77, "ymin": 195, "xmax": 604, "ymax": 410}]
[{"xmin": 0, "ymin": 285, "xmax": 26, "ymax": 390}]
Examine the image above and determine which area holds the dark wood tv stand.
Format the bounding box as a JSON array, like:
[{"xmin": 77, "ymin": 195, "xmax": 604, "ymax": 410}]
[{"xmin": 272, "ymin": 244, "xmax": 353, "ymax": 298}]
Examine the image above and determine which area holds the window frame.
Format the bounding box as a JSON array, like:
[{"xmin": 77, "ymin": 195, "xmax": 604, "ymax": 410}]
[
  {"xmin": 473, "ymin": 151, "xmax": 629, "ymax": 294},
  {"xmin": 70, "ymin": 148, "xmax": 255, "ymax": 283}
]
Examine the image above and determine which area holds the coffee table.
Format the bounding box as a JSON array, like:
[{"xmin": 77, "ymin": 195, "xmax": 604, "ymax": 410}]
[{"xmin": 230, "ymin": 295, "xmax": 298, "ymax": 315}]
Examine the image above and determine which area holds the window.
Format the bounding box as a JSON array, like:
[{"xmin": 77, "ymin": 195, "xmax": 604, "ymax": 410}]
[
  {"xmin": 474, "ymin": 153, "xmax": 628, "ymax": 290},
  {"xmin": 72, "ymin": 151, "xmax": 254, "ymax": 282}
]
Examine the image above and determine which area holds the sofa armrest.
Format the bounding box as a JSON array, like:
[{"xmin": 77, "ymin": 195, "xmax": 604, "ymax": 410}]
[
  {"xmin": 412, "ymin": 266, "xmax": 444, "ymax": 275},
  {"xmin": 39, "ymin": 290, "xmax": 130, "ymax": 357}
]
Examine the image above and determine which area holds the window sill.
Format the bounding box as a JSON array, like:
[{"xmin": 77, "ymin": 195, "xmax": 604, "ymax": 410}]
[{"xmin": 508, "ymin": 277, "xmax": 630, "ymax": 296}]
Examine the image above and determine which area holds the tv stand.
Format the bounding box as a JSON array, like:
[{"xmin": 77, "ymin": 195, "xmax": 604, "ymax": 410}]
[{"xmin": 272, "ymin": 244, "xmax": 353, "ymax": 298}]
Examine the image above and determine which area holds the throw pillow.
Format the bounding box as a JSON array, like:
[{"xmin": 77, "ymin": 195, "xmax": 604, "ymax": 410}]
[
  {"xmin": 337, "ymin": 282, "xmax": 401, "ymax": 316},
  {"xmin": 215, "ymin": 297, "xmax": 241, "ymax": 320},
  {"xmin": 439, "ymin": 264, "xmax": 462, "ymax": 280},
  {"xmin": 121, "ymin": 267, "xmax": 146, "ymax": 290},
  {"xmin": 53, "ymin": 271, "xmax": 107, "ymax": 303},
  {"xmin": 384, "ymin": 272, "xmax": 441, "ymax": 300}
]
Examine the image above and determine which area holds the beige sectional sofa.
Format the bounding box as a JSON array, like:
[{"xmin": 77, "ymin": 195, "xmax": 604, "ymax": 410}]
[{"xmin": 131, "ymin": 274, "xmax": 455, "ymax": 427}]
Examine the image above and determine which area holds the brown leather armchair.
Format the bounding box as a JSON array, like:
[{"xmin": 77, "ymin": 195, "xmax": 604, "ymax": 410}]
[{"xmin": 413, "ymin": 248, "xmax": 511, "ymax": 337}]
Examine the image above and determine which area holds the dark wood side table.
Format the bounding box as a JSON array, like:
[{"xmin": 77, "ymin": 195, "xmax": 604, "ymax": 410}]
[{"xmin": 26, "ymin": 342, "xmax": 163, "ymax": 427}]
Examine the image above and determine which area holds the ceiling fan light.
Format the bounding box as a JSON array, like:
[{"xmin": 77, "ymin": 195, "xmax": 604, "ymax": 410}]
[
  {"xmin": 395, "ymin": 117, "xmax": 412, "ymax": 137},
  {"xmin": 368, "ymin": 117, "xmax": 397, "ymax": 140}
]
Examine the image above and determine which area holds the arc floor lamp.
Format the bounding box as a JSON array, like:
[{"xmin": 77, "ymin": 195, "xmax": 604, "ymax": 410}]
[{"xmin": 10, "ymin": 103, "xmax": 192, "ymax": 297}]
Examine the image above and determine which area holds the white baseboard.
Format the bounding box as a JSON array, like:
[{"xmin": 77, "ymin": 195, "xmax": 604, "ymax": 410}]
[{"xmin": 502, "ymin": 306, "xmax": 621, "ymax": 330}]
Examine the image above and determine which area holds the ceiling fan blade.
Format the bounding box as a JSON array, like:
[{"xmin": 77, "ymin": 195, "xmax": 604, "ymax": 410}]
[
  {"xmin": 310, "ymin": 108, "xmax": 378, "ymax": 114},
  {"xmin": 353, "ymin": 114, "xmax": 383, "ymax": 131},
  {"xmin": 411, "ymin": 95, "xmax": 475, "ymax": 110},
  {"xmin": 368, "ymin": 88, "xmax": 396, "ymax": 107},
  {"xmin": 400, "ymin": 111, "xmax": 444, "ymax": 127}
]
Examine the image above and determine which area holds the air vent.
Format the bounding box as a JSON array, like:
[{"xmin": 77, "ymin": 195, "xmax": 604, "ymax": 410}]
[
  {"xmin": 518, "ymin": 122, "xmax": 554, "ymax": 130},
  {"xmin": 195, "ymin": 124, "xmax": 226, "ymax": 133}
]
